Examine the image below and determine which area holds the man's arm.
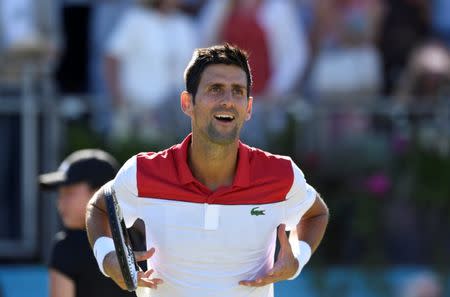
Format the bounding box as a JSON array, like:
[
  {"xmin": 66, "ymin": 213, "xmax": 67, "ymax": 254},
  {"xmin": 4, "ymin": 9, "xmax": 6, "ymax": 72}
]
[
  {"xmin": 85, "ymin": 184, "xmax": 162, "ymax": 290},
  {"xmin": 296, "ymin": 192, "xmax": 329, "ymax": 252},
  {"xmin": 85, "ymin": 185, "xmax": 112, "ymax": 247}
]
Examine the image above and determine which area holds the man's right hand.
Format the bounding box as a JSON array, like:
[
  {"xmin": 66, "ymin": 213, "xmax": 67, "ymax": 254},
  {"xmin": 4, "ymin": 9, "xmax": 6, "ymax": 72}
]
[{"xmin": 104, "ymin": 248, "xmax": 164, "ymax": 290}]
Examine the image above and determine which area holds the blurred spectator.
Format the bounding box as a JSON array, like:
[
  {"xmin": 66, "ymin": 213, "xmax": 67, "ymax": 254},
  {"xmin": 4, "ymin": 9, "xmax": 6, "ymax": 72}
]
[
  {"xmin": 400, "ymin": 272, "xmax": 443, "ymax": 297},
  {"xmin": 431, "ymin": 0, "xmax": 450, "ymax": 47},
  {"xmin": 295, "ymin": 0, "xmax": 315, "ymax": 35},
  {"xmin": 39, "ymin": 149, "xmax": 135, "ymax": 297},
  {"xmin": 306, "ymin": 0, "xmax": 383, "ymax": 100},
  {"xmin": 200, "ymin": 0, "xmax": 309, "ymax": 98},
  {"xmin": 299, "ymin": 0, "xmax": 383, "ymax": 152},
  {"xmin": 376, "ymin": 0, "xmax": 431, "ymax": 96},
  {"xmin": 89, "ymin": 0, "xmax": 132, "ymax": 135},
  {"xmin": 54, "ymin": 0, "xmax": 91, "ymax": 94},
  {"xmin": 393, "ymin": 42, "xmax": 450, "ymax": 154},
  {"xmin": 198, "ymin": 0, "xmax": 308, "ymax": 148},
  {"xmin": 178, "ymin": 0, "xmax": 208, "ymax": 17},
  {"xmin": 105, "ymin": 0, "xmax": 197, "ymax": 142},
  {"xmin": 396, "ymin": 41, "xmax": 450, "ymax": 103},
  {"xmin": 54, "ymin": 0, "xmax": 133, "ymax": 135}
]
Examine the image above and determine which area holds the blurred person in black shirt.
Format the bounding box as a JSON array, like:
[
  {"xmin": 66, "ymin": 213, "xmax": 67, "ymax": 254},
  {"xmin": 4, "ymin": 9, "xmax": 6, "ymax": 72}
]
[{"xmin": 39, "ymin": 149, "xmax": 137, "ymax": 297}]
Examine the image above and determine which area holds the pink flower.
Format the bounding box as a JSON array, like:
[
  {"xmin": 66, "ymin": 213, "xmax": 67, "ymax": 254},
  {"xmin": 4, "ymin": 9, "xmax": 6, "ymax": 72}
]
[{"xmin": 364, "ymin": 173, "xmax": 391, "ymax": 196}]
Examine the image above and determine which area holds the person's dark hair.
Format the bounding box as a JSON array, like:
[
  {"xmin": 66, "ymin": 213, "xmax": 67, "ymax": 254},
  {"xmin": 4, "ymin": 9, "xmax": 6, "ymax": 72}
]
[{"xmin": 184, "ymin": 43, "xmax": 253, "ymax": 102}]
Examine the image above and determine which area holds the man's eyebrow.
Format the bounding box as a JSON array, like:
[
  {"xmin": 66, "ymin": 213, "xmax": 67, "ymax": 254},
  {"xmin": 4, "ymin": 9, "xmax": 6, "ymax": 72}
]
[
  {"xmin": 204, "ymin": 82, "xmax": 245, "ymax": 89},
  {"xmin": 231, "ymin": 84, "xmax": 246, "ymax": 89},
  {"xmin": 206, "ymin": 82, "xmax": 225, "ymax": 88}
]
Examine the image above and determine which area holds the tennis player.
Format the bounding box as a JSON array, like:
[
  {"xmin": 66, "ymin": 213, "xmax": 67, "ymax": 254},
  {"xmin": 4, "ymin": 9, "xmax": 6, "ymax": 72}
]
[{"xmin": 86, "ymin": 44, "xmax": 329, "ymax": 297}]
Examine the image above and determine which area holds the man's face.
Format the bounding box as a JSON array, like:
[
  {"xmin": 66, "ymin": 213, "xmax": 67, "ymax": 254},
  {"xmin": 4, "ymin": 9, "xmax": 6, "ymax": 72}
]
[
  {"xmin": 57, "ymin": 183, "xmax": 94, "ymax": 229},
  {"xmin": 183, "ymin": 64, "xmax": 253, "ymax": 145}
]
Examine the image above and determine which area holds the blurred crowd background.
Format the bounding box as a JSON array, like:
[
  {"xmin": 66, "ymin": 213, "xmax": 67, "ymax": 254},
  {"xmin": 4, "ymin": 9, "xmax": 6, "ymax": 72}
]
[{"xmin": 0, "ymin": 0, "xmax": 449, "ymax": 296}]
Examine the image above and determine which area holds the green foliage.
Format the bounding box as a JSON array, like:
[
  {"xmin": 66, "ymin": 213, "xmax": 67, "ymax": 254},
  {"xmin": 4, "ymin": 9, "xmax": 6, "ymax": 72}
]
[
  {"xmin": 65, "ymin": 120, "xmax": 167, "ymax": 164},
  {"xmin": 408, "ymin": 149, "xmax": 450, "ymax": 206}
]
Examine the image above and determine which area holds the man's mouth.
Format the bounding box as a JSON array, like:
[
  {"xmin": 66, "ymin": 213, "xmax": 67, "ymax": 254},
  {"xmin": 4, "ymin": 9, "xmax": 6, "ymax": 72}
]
[{"xmin": 214, "ymin": 114, "xmax": 235, "ymax": 122}]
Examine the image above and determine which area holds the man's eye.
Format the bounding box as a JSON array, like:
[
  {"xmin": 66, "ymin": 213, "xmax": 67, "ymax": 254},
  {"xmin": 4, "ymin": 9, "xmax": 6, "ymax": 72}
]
[
  {"xmin": 233, "ymin": 88, "xmax": 244, "ymax": 96},
  {"xmin": 210, "ymin": 86, "xmax": 221, "ymax": 93}
]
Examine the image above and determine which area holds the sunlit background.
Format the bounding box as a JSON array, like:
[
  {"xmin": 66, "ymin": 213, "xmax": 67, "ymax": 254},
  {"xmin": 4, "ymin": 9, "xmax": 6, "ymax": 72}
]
[{"xmin": 0, "ymin": 0, "xmax": 449, "ymax": 296}]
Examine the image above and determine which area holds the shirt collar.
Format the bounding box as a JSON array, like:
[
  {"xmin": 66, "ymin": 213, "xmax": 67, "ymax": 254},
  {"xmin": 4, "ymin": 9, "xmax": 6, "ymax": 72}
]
[
  {"xmin": 233, "ymin": 141, "xmax": 251, "ymax": 187},
  {"xmin": 174, "ymin": 134, "xmax": 195, "ymax": 185},
  {"xmin": 174, "ymin": 134, "xmax": 251, "ymax": 188}
]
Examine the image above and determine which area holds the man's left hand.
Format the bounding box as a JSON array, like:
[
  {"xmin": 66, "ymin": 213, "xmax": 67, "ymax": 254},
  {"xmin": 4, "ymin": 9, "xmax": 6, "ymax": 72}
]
[{"xmin": 239, "ymin": 224, "xmax": 299, "ymax": 287}]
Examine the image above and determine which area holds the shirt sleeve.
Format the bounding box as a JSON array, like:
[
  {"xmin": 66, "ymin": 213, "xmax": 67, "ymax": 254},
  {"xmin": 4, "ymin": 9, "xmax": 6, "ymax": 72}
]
[
  {"xmin": 111, "ymin": 155, "xmax": 141, "ymax": 227},
  {"xmin": 282, "ymin": 159, "xmax": 316, "ymax": 231}
]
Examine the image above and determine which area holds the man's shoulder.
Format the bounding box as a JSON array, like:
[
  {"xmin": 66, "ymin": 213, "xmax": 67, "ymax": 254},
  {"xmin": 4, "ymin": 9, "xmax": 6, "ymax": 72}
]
[
  {"xmin": 243, "ymin": 143, "xmax": 292, "ymax": 165},
  {"xmin": 134, "ymin": 143, "xmax": 183, "ymax": 179},
  {"xmin": 241, "ymin": 143, "xmax": 294, "ymax": 184},
  {"xmin": 118, "ymin": 145, "xmax": 176, "ymax": 173},
  {"xmin": 136, "ymin": 144, "xmax": 179, "ymax": 165}
]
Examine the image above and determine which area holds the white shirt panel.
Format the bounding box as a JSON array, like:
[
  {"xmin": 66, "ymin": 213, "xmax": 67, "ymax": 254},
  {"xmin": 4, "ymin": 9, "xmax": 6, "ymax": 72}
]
[{"xmin": 130, "ymin": 198, "xmax": 282, "ymax": 297}]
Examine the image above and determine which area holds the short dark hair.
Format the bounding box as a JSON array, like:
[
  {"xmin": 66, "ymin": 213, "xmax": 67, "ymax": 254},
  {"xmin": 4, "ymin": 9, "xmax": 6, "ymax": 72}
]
[{"xmin": 184, "ymin": 44, "xmax": 253, "ymax": 101}]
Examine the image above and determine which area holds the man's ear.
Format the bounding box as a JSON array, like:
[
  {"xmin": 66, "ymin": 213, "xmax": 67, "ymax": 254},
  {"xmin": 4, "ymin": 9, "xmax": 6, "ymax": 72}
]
[
  {"xmin": 181, "ymin": 91, "xmax": 193, "ymax": 116},
  {"xmin": 245, "ymin": 96, "xmax": 253, "ymax": 121}
]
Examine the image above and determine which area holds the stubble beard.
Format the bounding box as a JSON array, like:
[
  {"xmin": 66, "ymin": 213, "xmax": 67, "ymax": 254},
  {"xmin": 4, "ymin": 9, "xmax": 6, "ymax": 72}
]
[{"xmin": 206, "ymin": 122, "xmax": 240, "ymax": 145}]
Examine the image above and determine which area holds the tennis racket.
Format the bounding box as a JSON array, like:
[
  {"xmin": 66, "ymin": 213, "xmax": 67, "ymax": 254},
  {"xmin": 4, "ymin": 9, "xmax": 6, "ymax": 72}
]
[{"xmin": 104, "ymin": 186, "xmax": 139, "ymax": 292}]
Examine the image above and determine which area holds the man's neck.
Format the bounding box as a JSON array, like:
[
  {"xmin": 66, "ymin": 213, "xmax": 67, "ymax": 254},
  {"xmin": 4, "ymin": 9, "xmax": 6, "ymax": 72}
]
[{"xmin": 188, "ymin": 135, "xmax": 239, "ymax": 191}]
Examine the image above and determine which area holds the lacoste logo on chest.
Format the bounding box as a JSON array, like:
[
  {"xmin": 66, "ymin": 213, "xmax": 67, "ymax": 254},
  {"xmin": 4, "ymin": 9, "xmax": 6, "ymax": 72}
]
[{"xmin": 250, "ymin": 207, "xmax": 265, "ymax": 216}]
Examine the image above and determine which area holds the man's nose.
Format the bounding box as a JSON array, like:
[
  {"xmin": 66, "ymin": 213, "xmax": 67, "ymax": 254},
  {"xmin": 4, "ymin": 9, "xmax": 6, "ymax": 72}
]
[{"xmin": 220, "ymin": 90, "xmax": 234, "ymax": 106}]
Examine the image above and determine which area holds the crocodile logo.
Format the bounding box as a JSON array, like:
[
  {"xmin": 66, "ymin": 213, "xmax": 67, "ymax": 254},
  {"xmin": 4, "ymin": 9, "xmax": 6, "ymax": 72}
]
[{"xmin": 250, "ymin": 207, "xmax": 265, "ymax": 216}]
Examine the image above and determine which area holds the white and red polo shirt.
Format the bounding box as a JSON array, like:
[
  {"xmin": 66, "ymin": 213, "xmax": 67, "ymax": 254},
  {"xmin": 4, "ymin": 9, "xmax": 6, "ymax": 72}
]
[{"xmin": 112, "ymin": 134, "xmax": 316, "ymax": 297}]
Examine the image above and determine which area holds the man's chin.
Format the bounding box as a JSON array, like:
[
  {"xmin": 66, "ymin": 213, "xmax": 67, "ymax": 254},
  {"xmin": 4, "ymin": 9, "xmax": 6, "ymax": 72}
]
[
  {"xmin": 205, "ymin": 124, "xmax": 241, "ymax": 144},
  {"xmin": 208, "ymin": 131, "xmax": 238, "ymax": 145}
]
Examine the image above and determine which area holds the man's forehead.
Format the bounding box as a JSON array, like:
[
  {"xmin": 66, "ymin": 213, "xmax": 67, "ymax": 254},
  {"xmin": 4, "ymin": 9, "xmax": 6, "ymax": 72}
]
[{"xmin": 200, "ymin": 64, "xmax": 247, "ymax": 85}]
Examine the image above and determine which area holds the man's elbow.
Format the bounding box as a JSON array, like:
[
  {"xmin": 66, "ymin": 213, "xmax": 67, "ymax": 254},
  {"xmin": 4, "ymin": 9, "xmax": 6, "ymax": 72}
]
[{"xmin": 316, "ymin": 192, "xmax": 329, "ymax": 217}]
